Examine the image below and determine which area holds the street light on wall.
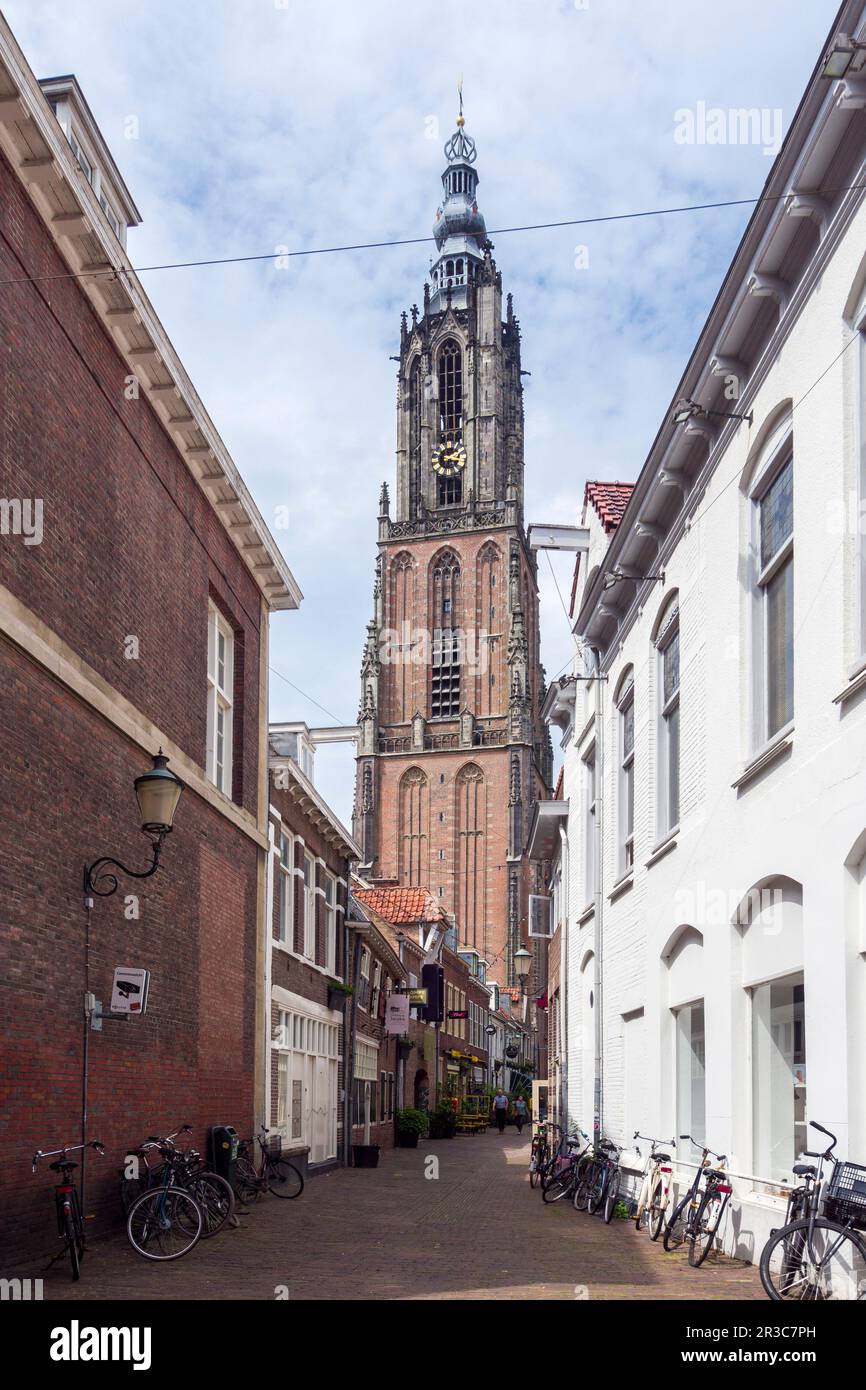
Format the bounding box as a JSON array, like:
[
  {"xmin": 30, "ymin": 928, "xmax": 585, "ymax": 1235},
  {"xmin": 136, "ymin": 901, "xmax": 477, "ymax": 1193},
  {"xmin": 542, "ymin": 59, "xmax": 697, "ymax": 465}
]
[
  {"xmin": 514, "ymin": 944, "xmax": 532, "ymax": 994},
  {"xmin": 821, "ymin": 34, "xmax": 866, "ymax": 79},
  {"xmin": 83, "ymin": 750, "xmax": 184, "ymax": 901},
  {"xmin": 672, "ymin": 396, "xmax": 753, "ymax": 428}
]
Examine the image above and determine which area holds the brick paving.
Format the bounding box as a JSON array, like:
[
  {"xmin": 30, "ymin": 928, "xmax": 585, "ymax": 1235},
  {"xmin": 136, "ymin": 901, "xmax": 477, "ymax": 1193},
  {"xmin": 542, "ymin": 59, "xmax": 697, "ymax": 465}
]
[{"xmin": 22, "ymin": 1132, "xmax": 763, "ymax": 1301}]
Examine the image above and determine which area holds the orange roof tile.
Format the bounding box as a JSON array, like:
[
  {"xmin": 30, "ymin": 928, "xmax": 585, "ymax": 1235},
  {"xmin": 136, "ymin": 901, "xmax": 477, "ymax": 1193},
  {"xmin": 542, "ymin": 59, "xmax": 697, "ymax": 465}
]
[
  {"xmin": 584, "ymin": 479, "xmax": 635, "ymax": 535},
  {"xmin": 353, "ymin": 885, "xmax": 447, "ymax": 926}
]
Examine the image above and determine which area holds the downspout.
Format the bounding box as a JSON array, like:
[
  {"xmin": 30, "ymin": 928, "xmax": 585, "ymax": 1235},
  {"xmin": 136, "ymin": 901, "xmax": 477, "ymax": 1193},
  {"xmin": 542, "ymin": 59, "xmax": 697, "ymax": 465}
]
[
  {"xmin": 591, "ymin": 644, "xmax": 605, "ymax": 1143},
  {"xmin": 342, "ymin": 908, "xmax": 350, "ymax": 1158},
  {"xmin": 344, "ymin": 932, "xmax": 362, "ymax": 1166},
  {"xmin": 263, "ymin": 819, "xmax": 276, "ymax": 1129},
  {"xmin": 559, "ymin": 823, "xmax": 569, "ymax": 1130}
]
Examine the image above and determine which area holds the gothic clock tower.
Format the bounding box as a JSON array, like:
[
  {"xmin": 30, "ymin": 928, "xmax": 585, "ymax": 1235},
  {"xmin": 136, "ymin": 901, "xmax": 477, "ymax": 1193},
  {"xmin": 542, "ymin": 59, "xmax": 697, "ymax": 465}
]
[{"xmin": 353, "ymin": 103, "xmax": 552, "ymax": 986}]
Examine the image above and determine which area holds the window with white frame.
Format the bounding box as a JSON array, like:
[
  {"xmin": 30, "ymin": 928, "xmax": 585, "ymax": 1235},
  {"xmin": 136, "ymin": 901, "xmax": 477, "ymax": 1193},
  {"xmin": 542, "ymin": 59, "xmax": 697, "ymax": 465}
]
[
  {"xmin": 207, "ymin": 603, "xmax": 234, "ymax": 796},
  {"xmin": 302, "ymin": 853, "xmax": 315, "ymax": 960},
  {"xmin": 324, "ymin": 873, "xmax": 337, "ymax": 975},
  {"xmin": 358, "ymin": 947, "xmax": 371, "ymax": 1010},
  {"xmin": 675, "ymin": 999, "xmax": 706, "ymax": 1144},
  {"xmin": 583, "ymin": 745, "xmax": 597, "ymax": 905},
  {"xmin": 755, "ymin": 450, "xmax": 794, "ymax": 741},
  {"xmin": 752, "ymin": 974, "xmax": 806, "ymax": 1182},
  {"xmin": 656, "ymin": 596, "xmax": 680, "ymax": 834},
  {"xmin": 277, "ymin": 833, "xmax": 292, "ymax": 943},
  {"xmin": 370, "ymin": 959, "xmax": 382, "ymax": 1018},
  {"xmin": 616, "ymin": 672, "xmax": 635, "ymax": 873}
]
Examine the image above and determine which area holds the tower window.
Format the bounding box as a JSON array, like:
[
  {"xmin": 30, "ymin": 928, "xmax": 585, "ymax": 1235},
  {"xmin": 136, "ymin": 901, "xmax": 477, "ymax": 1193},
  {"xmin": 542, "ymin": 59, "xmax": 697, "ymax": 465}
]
[
  {"xmin": 438, "ymin": 475, "xmax": 462, "ymax": 506},
  {"xmin": 432, "ymin": 628, "xmax": 461, "ymax": 717},
  {"xmin": 438, "ymin": 340, "xmax": 463, "ymax": 440}
]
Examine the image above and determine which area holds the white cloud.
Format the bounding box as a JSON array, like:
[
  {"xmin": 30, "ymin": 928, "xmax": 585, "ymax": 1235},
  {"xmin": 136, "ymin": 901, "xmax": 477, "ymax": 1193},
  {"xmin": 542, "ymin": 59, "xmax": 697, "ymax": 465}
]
[{"xmin": 5, "ymin": 0, "xmax": 841, "ymax": 822}]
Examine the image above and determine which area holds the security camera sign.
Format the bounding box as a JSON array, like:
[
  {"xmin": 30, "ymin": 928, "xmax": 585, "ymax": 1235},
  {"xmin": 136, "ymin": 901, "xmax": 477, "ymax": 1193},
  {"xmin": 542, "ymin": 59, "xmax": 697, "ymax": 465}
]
[{"xmin": 110, "ymin": 967, "xmax": 150, "ymax": 1016}]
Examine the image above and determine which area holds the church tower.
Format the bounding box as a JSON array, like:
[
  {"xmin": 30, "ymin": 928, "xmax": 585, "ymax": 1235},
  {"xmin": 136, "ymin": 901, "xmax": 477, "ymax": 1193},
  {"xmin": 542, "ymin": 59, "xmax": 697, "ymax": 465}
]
[{"xmin": 353, "ymin": 101, "xmax": 552, "ymax": 986}]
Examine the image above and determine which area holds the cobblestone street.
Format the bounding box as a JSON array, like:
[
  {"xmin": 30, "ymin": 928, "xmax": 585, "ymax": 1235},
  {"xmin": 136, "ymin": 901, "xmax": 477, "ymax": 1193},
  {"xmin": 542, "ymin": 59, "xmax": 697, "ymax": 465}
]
[{"xmin": 26, "ymin": 1133, "xmax": 763, "ymax": 1301}]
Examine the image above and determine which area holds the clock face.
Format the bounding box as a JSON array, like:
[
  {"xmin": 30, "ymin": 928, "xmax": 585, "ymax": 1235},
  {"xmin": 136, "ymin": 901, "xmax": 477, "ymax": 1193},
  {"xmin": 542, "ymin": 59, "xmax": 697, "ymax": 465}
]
[{"xmin": 431, "ymin": 439, "xmax": 467, "ymax": 478}]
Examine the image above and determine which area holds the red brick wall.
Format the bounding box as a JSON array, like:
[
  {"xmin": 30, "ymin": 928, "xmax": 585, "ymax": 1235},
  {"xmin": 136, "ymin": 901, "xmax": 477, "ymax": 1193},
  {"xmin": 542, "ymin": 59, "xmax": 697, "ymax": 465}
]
[
  {"xmin": 0, "ymin": 145, "xmax": 265, "ymax": 1258},
  {"xmin": 1, "ymin": 641, "xmax": 259, "ymax": 1258},
  {"xmin": 0, "ymin": 145, "xmax": 263, "ymax": 816}
]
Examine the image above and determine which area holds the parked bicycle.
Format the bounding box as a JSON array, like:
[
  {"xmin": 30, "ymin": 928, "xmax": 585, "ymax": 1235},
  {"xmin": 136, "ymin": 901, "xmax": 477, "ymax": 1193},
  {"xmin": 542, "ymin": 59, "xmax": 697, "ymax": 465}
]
[
  {"xmin": 760, "ymin": 1121, "xmax": 866, "ymax": 1300},
  {"xmin": 663, "ymin": 1134, "xmax": 731, "ymax": 1267},
  {"xmin": 32, "ymin": 1141, "xmax": 104, "ymax": 1282},
  {"xmin": 587, "ymin": 1139, "xmax": 623, "ymax": 1223},
  {"xmin": 529, "ymin": 1121, "xmax": 559, "ymax": 1189},
  {"xmin": 632, "ymin": 1133, "xmax": 677, "ymax": 1240},
  {"xmin": 540, "ymin": 1129, "xmax": 590, "ymax": 1204},
  {"xmin": 234, "ymin": 1126, "xmax": 304, "ymax": 1203},
  {"xmin": 125, "ymin": 1140, "xmax": 204, "ymax": 1261},
  {"xmin": 121, "ymin": 1125, "xmax": 235, "ymax": 1237}
]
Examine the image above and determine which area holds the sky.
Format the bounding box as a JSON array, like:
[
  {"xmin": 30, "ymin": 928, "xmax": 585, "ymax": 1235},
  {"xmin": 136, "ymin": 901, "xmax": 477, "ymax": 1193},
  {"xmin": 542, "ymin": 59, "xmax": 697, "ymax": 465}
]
[{"xmin": 4, "ymin": 0, "xmax": 842, "ymax": 826}]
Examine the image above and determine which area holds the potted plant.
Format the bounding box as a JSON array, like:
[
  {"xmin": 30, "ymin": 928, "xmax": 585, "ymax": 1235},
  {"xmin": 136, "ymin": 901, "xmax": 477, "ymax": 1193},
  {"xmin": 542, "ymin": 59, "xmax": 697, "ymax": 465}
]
[
  {"xmin": 428, "ymin": 1102, "xmax": 458, "ymax": 1140},
  {"xmin": 327, "ymin": 978, "xmax": 353, "ymax": 1012},
  {"xmin": 352, "ymin": 1142, "xmax": 380, "ymax": 1168},
  {"xmin": 395, "ymin": 1107, "xmax": 427, "ymax": 1148}
]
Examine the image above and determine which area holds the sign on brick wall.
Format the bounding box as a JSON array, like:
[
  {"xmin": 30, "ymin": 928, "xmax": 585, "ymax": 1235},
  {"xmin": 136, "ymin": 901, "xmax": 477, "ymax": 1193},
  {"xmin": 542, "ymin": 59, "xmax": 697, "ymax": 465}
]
[{"xmin": 110, "ymin": 966, "xmax": 150, "ymax": 1015}]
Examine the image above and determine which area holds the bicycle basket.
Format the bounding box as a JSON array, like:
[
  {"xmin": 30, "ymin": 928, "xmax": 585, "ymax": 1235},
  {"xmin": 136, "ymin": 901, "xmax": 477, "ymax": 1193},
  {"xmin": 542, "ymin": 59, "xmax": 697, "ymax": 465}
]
[{"xmin": 825, "ymin": 1161, "xmax": 866, "ymax": 1228}]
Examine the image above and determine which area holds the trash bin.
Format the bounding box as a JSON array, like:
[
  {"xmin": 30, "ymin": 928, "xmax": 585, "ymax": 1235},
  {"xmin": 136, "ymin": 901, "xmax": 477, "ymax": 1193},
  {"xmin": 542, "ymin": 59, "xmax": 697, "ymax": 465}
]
[{"xmin": 209, "ymin": 1125, "xmax": 239, "ymax": 1186}]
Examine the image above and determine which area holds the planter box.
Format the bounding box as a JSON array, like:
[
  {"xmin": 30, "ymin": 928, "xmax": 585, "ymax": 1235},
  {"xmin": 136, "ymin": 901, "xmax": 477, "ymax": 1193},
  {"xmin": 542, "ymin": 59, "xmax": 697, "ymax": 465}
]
[
  {"xmin": 327, "ymin": 989, "xmax": 349, "ymax": 1012},
  {"xmin": 352, "ymin": 1144, "xmax": 380, "ymax": 1169},
  {"xmin": 396, "ymin": 1133, "xmax": 420, "ymax": 1149}
]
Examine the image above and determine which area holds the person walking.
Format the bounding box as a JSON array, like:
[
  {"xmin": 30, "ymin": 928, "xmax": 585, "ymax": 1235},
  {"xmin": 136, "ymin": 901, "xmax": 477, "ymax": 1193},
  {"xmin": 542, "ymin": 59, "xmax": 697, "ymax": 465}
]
[
  {"xmin": 492, "ymin": 1089, "xmax": 509, "ymax": 1134},
  {"xmin": 513, "ymin": 1095, "xmax": 529, "ymax": 1134}
]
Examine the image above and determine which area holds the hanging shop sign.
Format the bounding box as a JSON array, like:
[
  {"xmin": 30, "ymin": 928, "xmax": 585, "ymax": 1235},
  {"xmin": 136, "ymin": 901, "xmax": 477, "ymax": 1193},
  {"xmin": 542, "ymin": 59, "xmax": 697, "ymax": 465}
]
[
  {"xmin": 408, "ymin": 987, "xmax": 428, "ymax": 1006},
  {"xmin": 385, "ymin": 992, "xmax": 410, "ymax": 1034}
]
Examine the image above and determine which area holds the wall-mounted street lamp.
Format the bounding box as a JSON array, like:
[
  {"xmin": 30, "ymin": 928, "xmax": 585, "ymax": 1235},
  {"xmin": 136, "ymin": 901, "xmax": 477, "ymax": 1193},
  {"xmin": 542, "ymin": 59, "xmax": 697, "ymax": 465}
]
[
  {"xmin": 822, "ymin": 34, "xmax": 866, "ymax": 79},
  {"xmin": 602, "ymin": 567, "xmax": 665, "ymax": 591},
  {"xmin": 673, "ymin": 396, "xmax": 753, "ymax": 428},
  {"xmin": 83, "ymin": 750, "xmax": 184, "ymax": 901},
  {"xmin": 514, "ymin": 944, "xmax": 532, "ymax": 992}
]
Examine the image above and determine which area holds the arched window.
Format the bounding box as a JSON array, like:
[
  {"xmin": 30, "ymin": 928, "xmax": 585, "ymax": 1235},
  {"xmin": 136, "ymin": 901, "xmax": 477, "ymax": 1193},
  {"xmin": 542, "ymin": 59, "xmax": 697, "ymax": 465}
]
[
  {"xmin": 476, "ymin": 542, "xmax": 501, "ymax": 716},
  {"xmin": 664, "ymin": 926, "xmax": 706, "ymax": 1143},
  {"xmin": 438, "ymin": 340, "xmax": 463, "ymax": 439},
  {"xmin": 455, "ymin": 763, "xmax": 485, "ymax": 949},
  {"xmin": 398, "ymin": 767, "xmax": 428, "ymax": 886},
  {"xmin": 614, "ymin": 666, "xmax": 635, "ymax": 874},
  {"xmin": 409, "ymin": 358, "xmax": 422, "ymax": 464},
  {"xmin": 390, "ymin": 552, "xmax": 415, "ymax": 722},
  {"xmin": 431, "ymin": 551, "xmax": 461, "ymax": 718},
  {"xmin": 653, "ymin": 592, "xmax": 680, "ymax": 835}
]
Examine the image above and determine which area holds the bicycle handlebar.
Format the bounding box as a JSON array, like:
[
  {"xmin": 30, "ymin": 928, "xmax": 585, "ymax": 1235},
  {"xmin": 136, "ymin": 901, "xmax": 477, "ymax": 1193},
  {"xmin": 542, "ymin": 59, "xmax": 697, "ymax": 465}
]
[{"xmin": 31, "ymin": 1140, "xmax": 104, "ymax": 1173}]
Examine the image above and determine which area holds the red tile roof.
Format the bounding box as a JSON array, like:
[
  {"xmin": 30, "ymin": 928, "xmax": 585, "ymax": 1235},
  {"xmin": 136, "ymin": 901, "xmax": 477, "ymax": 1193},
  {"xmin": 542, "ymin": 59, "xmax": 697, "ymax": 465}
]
[
  {"xmin": 584, "ymin": 479, "xmax": 635, "ymax": 534},
  {"xmin": 353, "ymin": 885, "xmax": 446, "ymax": 926}
]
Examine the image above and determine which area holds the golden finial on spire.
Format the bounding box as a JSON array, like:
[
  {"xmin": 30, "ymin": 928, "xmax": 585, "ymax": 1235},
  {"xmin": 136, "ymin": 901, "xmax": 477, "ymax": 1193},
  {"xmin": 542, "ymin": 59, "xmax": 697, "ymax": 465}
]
[{"xmin": 456, "ymin": 75, "xmax": 465, "ymax": 126}]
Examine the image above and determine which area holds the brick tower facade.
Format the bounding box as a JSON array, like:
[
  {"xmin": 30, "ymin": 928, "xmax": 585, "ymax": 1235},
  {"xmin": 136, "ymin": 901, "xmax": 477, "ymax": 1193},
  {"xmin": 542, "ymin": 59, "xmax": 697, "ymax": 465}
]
[{"xmin": 353, "ymin": 104, "xmax": 552, "ymax": 985}]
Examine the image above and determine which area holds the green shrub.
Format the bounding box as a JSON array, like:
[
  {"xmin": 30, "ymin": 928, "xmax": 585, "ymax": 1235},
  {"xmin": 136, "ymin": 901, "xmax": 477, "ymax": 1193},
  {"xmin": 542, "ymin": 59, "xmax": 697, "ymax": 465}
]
[{"xmin": 395, "ymin": 1107, "xmax": 427, "ymax": 1138}]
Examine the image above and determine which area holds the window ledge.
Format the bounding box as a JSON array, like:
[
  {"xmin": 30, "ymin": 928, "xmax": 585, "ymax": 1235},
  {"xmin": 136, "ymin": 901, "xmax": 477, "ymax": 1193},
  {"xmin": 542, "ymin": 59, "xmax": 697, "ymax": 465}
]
[
  {"xmin": 608, "ymin": 871, "xmax": 634, "ymax": 903},
  {"xmin": 834, "ymin": 662, "xmax": 866, "ymax": 706},
  {"xmin": 273, "ymin": 940, "xmax": 336, "ymax": 979},
  {"xmin": 646, "ymin": 828, "xmax": 679, "ymax": 869},
  {"xmin": 577, "ymin": 903, "xmax": 595, "ymax": 927},
  {"xmin": 732, "ymin": 725, "xmax": 794, "ymax": 791}
]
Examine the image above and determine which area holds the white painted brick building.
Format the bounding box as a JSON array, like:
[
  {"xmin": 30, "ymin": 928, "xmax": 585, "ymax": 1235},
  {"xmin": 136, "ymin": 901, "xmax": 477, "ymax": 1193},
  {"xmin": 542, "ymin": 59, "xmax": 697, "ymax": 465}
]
[{"xmin": 530, "ymin": 0, "xmax": 866, "ymax": 1264}]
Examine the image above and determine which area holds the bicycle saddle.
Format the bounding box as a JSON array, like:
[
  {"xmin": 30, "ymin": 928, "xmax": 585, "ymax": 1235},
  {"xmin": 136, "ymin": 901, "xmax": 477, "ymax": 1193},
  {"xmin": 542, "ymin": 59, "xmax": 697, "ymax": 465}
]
[
  {"xmin": 792, "ymin": 1162, "xmax": 817, "ymax": 1176},
  {"xmin": 654, "ymin": 1152, "xmax": 672, "ymax": 1163},
  {"xmin": 704, "ymin": 1168, "xmax": 725, "ymax": 1180},
  {"xmin": 49, "ymin": 1159, "xmax": 76, "ymax": 1172}
]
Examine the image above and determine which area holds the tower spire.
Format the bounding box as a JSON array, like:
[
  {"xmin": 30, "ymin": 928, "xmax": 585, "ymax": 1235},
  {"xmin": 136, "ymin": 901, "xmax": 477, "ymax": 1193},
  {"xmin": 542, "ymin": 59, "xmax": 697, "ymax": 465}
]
[{"xmin": 430, "ymin": 87, "xmax": 487, "ymax": 312}]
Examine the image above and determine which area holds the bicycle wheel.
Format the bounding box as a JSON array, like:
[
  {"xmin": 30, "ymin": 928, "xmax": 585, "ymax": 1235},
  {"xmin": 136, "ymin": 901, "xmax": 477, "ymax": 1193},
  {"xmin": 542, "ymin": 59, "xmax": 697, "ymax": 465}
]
[
  {"xmin": 603, "ymin": 1167, "xmax": 622, "ymax": 1224},
  {"xmin": 663, "ymin": 1193, "xmax": 692, "ymax": 1251},
  {"xmin": 126, "ymin": 1186, "xmax": 203, "ymax": 1261},
  {"xmin": 233, "ymin": 1155, "xmax": 261, "ymax": 1204},
  {"xmin": 760, "ymin": 1218, "xmax": 866, "ymax": 1301},
  {"xmin": 573, "ymin": 1160, "xmax": 596, "ymax": 1212},
  {"xmin": 64, "ymin": 1211, "xmax": 81, "ymax": 1282},
  {"xmin": 587, "ymin": 1166, "xmax": 607, "ymax": 1216},
  {"xmin": 542, "ymin": 1169, "xmax": 573, "ymax": 1204},
  {"xmin": 185, "ymin": 1172, "xmax": 235, "ymax": 1236},
  {"xmin": 649, "ymin": 1177, "xmax": 667, "ymax": 1241},
  {"xmin": 689, "ymin": 1189, "xmax": 727, "ymax": 1267},
  {"xmin": 267, "ymin": 1159, "xmax": 304, "ymax": 1199}
]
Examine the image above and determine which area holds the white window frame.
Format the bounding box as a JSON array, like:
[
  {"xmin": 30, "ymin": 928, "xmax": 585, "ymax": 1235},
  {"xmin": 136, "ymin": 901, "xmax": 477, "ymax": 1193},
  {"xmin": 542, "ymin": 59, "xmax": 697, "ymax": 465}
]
[
  {"xmin": 358, "ymin": 947, "xmax": 371, "ymax": 1011},
  {"xmin": 616, "ymin": 673, "xmax": 635, "ymax": 875},
  {"xmin": 656, "ymin": 598, "xmax": 680, "ymax": 836},
  {"xmin": 302, "ymin": 853, "xmax": 315, "ymax": 961},
  {"xmin": 207, "ymin": 602, "xmax": 234, "ymax": 796},
  {"xmin": 324, "ymin": 873, "xmax": 337, "ymax": 976},
  {"xmin": 749, "ymin": 429, "xmax": 794, "ymax": 747},
  {"xmin": 674, "ymin": 998, "xmax": 706, "ymax": 1145},
  {"xmin": 277, "ymin": 832, "xmax": 292, "ymax": 943},
  {"xmin": 370, "ymin": 958, "xmax": 382, "ymax": 1018}
]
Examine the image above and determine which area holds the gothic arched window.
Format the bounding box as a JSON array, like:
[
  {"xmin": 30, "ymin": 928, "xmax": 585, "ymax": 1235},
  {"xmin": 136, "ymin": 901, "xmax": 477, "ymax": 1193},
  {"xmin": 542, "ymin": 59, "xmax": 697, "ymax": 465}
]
[
  {"xmin": 431, "ymin": 550, "xmax": 461, "ymax": 718},
  {"xmin": 399, "ymin": 767, "xmax": 428, "ymax": 886},
  {"xmin": 438, "ymin": 340, "xmax": 463, "ymax": 439},
  {"xmin": 476, "ymin": 541, "xmax": 501, "ymax": 717},
  {"xmin": 390, "ymin": 552, "xmax": 415, "ymax": 722},
  {"xmin": 455, "ymin": 763, "xmax": 485, "ymax": 949}
]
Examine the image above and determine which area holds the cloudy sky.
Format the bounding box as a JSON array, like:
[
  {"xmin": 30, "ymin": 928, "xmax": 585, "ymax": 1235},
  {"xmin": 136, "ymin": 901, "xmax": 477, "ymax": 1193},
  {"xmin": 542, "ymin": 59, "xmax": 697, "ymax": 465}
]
[{"xmin": 6, "ymin": 0, "xmax": 840, "ymax": 825}]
